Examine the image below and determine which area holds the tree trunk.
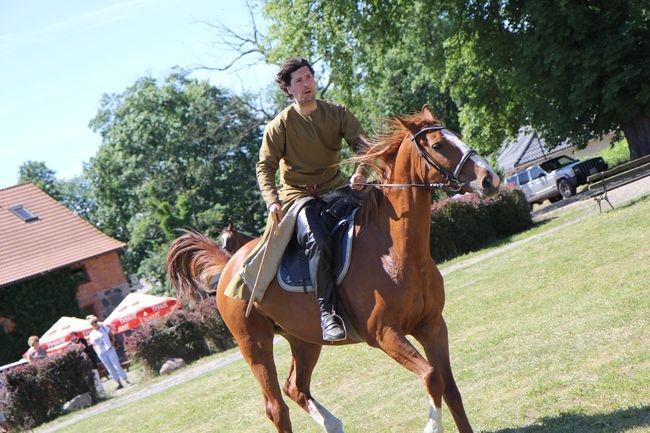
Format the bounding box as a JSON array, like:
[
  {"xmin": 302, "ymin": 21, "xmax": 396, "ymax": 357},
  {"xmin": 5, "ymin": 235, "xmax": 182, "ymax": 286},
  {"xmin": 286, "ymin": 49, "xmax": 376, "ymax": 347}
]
[{"xmin": 621, "ymin": 112, "xmax": 650, "ymax": 159}]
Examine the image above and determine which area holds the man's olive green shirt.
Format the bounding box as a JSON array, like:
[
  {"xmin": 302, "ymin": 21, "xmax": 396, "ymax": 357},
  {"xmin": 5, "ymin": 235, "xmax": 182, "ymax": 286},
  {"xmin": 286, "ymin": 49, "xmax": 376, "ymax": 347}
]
[{"xmin": 256, "ymin": 100, "xmax": 366, "ymax": 209}]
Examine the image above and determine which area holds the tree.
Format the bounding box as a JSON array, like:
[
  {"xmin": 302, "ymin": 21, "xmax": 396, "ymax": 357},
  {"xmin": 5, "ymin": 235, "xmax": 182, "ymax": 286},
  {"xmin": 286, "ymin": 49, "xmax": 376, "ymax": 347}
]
[
  {"xmin": 256, "ymin": 0, "xmax": 649, "ymax": 157},
  {"xmin": 86, "ymin": 70, "xmax": 267, "ymax": 286},
  {"xmin": 18, "ymin": 161, "xmax": 61, "ymax": 199},
  {"xmin": 446, "ymin": 0, "xmax": 650, "ymax": 158}
]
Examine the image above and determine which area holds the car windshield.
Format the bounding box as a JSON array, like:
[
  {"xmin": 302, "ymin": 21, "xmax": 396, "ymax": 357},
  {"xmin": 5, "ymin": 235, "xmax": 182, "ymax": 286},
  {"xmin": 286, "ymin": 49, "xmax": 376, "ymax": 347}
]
[{"xmin": 539, "ymin": 155, "xmax": 577, "ymax": 172}]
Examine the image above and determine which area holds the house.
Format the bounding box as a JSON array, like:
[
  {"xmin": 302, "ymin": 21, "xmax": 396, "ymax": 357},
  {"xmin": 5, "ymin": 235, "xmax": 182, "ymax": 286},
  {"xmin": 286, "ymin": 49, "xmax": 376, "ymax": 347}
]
[
  {"xmin": 497, "ymin": 127, "xmax": 613, "ymax": 177},
  {"xmin": 0, "ymin": 183, "xmax": 130, "ymax": 318}
]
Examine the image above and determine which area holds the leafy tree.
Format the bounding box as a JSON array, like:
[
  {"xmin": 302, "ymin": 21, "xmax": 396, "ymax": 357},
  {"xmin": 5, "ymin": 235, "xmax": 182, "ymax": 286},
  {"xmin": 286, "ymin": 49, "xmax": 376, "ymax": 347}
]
[
  {"xmin": 86, "ymin": 70, "xmax": 267, "ymax": 286},
  {"xmin": 257, "ymin": 0, "xmax": 649, "ymax": 157},
  {"xmin": 18, "ymin": 161, "xmax": 61, "ymax": 199},
  {"xmin": 17, "ymin": 162, "xmax": 94, "ymax": 218},
  {"xmin": 57, "ymin": 175, "xmax": 96, "ymax": 221},
  {"xmin": 445, "ymin": 0, "xmax": 650, "ymax": 158}
]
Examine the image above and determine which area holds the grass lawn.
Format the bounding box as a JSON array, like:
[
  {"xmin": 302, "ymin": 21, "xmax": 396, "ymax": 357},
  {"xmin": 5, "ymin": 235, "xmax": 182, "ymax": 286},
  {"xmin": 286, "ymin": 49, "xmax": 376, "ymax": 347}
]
[{"xmin": 34, "ymin": 195, "xmax": 650, "ymax": 433}]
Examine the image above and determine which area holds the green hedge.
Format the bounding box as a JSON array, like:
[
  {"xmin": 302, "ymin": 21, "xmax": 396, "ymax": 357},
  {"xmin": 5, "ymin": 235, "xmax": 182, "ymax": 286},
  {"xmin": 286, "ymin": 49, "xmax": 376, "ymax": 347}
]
[
  {"xmin": 429, "ymin": 186, "xmax": 532, "ymax": 262},
  {"xmin": 125, "ymin": 298, "xmax": 235, "ymax": 374},
  {"xmin": 0, "ymin": 350, "xmax": 96, "ymax": 430}
]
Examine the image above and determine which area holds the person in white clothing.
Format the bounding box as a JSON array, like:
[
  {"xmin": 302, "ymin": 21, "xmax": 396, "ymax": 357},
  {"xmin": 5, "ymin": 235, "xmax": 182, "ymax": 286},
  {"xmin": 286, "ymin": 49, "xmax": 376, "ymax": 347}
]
[{"xmin": 86, "ymin": 315, "xmax": 129, "ymax": 389}]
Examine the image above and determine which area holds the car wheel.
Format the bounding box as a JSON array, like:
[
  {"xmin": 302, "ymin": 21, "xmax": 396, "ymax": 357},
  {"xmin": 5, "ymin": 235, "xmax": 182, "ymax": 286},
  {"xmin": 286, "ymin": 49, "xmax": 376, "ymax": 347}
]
[{"xmin": 558, "ymin": 179, "xmax": 576, "ymax": 199}]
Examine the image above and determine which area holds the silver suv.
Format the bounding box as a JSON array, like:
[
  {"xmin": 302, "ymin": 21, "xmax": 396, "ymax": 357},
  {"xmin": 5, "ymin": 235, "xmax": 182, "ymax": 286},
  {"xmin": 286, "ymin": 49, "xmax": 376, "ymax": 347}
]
[{"xmin": 506, "ymin": 155, "xmax": 607, "ymax": 204}]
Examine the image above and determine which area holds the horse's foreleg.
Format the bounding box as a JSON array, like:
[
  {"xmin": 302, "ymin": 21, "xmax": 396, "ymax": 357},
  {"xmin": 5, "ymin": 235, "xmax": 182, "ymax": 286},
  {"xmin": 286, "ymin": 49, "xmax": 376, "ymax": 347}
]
[
  {"xmin": 413, "ymin": 319, "xmax": 473, "ymax": 433},
  {"xmin": 371, "ymin": 325, "xmax": 446, "ymax": 433},
  {"xmin": 282, "ymin": 336, "xmax": 344, "ymax": 433}
]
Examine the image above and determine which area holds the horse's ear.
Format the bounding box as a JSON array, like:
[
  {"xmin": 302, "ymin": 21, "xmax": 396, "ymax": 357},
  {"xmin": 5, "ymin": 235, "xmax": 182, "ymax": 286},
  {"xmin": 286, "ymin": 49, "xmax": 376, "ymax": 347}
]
[
  {"xmin": 227, "ymin": 222, "xmax": 233, "ymax": 230},
  {"xmin": 421, "ymin": 104, "xmax": 435, "ymax": 121}
]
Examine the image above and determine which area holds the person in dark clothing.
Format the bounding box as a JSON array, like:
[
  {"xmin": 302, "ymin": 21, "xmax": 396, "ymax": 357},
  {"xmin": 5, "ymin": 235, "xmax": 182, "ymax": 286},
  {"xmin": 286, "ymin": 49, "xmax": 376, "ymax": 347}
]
[{"xmin": 68, "ymin": 332, "xmax": 99, "ymax": 368}]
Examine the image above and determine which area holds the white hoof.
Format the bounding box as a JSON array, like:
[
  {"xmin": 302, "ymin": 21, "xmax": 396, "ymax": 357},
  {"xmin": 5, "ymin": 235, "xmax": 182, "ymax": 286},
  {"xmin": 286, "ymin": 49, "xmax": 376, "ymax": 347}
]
[
  {"xmin": 307, "ymin": 399, "xmax": 345, "ymax": 433},
  {"xmin": 423, "ymin": 404, "xmax": 443, "ymax": 433}
]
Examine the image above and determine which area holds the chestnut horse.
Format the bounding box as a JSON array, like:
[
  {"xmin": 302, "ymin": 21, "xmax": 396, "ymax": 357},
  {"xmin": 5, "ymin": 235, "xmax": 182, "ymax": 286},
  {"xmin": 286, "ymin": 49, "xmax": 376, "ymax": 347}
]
[
  {"xmin": 220, "ymin": 222, "xmax": 255, "ymax": 254},
  {"xmin": 167, "ymin": 106, "xmax": 500, "ymax": 433}
]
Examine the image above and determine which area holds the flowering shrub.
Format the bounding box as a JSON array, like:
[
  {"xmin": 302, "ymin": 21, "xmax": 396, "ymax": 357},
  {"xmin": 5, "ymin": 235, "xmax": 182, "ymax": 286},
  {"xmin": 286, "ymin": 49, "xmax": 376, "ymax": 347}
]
[
  {"xmin": 125, "ymin": 298, "xmax": 235, "ymax": 374},
  {"xmin": 0, "ymin": 350, "xmax": 96, "ymax": 430},
  {"xmin": 430, "ymin": 186, "xmax": 532, "ymax": 262}
]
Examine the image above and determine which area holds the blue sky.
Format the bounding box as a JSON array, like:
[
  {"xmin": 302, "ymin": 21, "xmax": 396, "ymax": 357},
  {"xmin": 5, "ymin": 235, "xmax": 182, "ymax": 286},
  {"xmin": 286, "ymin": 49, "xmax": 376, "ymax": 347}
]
[{"xmin": 0, "ymin": 0, "xmax": 275, "ymax": 189}]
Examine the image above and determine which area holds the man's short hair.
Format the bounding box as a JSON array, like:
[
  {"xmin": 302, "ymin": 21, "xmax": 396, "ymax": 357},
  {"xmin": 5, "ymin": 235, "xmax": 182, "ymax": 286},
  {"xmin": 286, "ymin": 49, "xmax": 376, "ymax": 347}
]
[{"xmin": 276, "ymin": 57, "xmax": 314, "ymax": 97}]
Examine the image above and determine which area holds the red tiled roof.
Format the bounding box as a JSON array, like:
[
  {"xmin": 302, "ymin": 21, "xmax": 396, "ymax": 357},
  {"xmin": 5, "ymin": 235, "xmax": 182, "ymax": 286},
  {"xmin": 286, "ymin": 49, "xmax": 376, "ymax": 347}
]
[{"xmin": 0, "ymin": 183, "xmax": 126, "ymax": 287}]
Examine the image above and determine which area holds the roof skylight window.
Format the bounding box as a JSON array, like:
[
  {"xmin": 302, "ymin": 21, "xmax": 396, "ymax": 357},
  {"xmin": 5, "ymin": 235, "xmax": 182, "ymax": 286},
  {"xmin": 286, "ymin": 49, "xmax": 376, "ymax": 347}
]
[{"xmin": 9, "ymin": 205, "xmax": 39, "ymax": 222}]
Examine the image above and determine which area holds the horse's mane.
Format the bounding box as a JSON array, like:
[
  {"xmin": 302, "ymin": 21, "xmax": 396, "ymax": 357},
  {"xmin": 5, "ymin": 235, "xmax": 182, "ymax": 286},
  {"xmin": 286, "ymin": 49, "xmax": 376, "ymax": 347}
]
[{"xmin": 352, "ymin": 110, "xmax": 440, "ymax": 226}]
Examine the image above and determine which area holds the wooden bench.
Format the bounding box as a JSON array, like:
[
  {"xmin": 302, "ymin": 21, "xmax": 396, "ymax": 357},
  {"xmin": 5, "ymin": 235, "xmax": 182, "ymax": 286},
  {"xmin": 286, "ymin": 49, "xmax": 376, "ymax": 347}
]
[{"xmin": 585, "ymin": 154, "xmax": 650, "ymax": 213}]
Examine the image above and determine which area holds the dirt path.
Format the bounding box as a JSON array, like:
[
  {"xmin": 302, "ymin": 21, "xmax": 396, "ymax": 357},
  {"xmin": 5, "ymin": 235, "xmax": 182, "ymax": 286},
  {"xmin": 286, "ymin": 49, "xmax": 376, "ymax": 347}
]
[{"xmin": 34, "ymin": 175, "xmax": 650, "ymax": 433}]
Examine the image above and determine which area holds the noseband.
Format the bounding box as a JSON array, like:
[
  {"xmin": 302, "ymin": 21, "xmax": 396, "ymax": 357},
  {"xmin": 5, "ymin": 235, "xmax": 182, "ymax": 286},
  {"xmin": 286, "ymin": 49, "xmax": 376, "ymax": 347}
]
[{"xmin": 410, "ymin": 125, "xmax": 477, "ymax": 191}]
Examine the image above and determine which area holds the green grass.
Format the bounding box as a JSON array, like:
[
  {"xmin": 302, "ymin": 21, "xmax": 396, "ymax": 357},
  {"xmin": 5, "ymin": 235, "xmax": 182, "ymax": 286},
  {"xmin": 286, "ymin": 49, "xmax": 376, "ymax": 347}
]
[
  {"xmin": 598, "ymin": 138, "xmax": 631, "ymax": 169},
  {"xmin": 34, "ymin": 196, "xmax": 650, "ymax": 433}
]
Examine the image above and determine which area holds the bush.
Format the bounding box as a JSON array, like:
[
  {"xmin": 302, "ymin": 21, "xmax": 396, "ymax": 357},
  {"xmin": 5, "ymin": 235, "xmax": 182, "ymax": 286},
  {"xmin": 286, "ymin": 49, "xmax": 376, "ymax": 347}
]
[
  {"xmin": 429, "ymin": 186, "xmax": 532, "ymax": 262},
  {"xmin": 125, "ymin": 298, "xmax": 235, "ymax": 374},
  {"xmin": 0, "ymin": 350, "xmax": 96, "ymax": 430}
]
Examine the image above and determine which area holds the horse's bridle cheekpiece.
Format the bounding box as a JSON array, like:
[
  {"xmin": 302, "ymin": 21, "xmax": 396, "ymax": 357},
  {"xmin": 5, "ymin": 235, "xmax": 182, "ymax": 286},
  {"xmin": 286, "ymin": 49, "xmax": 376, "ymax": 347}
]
[{"xmin": 410, "ymin": 125, "xmax": 477, "ymax": 191}]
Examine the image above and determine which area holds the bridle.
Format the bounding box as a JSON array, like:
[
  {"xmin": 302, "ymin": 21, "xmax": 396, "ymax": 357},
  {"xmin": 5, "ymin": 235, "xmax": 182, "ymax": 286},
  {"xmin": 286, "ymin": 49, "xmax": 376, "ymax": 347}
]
[
  {"xmin": 352, "ymin": 125, "xmax": 478, "ymax": 191},
  {"xmin": 409, "ymin": 125, "xmax": 477, "ymax": 191}
]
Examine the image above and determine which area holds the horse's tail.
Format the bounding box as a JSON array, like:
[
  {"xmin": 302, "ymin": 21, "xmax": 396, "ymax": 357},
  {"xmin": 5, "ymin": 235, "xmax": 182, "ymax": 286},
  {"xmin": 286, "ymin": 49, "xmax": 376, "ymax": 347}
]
[{"xmin": 166, "ymin": 230, "xmax": 231, "ymax": 300}]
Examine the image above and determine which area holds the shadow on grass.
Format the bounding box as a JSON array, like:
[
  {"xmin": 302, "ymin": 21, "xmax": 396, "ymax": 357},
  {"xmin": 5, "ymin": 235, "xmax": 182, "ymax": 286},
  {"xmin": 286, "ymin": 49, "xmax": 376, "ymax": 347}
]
[{"xmin": 485, "ymin": 405, "xmax": 650, "ymax": 433}]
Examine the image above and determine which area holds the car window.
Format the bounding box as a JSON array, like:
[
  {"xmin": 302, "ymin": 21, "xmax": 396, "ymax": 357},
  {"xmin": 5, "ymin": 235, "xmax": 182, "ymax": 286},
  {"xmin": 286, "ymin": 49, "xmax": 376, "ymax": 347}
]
[
  {"xmin": 530, "ymin": 166, "xmax": 545, "ymax": 179},
  {"xmin": 540, "ymin": 155, "xmax": 577, "ymax": 172},
  {"xmin": 517, "ymin": 171, "xmax": 530, "ymax": 185}
]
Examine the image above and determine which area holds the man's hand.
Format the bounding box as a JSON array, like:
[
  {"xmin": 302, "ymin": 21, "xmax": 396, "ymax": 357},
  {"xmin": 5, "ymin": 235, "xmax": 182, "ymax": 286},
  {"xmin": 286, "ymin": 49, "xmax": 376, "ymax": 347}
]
[
  {"xmin": 268, "ymin": 202, "xmax": 283, "ymax": 222},
  {"xmin": 350, "ymin": 172, "xmax": 366, "ymax": 190}
]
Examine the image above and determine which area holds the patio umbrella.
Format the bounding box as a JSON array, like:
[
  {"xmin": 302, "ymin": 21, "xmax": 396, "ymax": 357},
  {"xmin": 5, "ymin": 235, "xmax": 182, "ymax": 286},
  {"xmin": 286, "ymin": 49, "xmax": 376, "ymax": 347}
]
[
  {"xmin": 105, "ymin": 292, "xmax": 179, "ymax": 333},
  {"xmin": 24, "ymin": 316, "xmax": 92, "ymax": 357}
]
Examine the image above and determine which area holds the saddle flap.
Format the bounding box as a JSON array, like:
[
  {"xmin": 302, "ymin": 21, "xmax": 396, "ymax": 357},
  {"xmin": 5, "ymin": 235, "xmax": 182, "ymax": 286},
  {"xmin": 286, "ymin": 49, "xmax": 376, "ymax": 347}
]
[{"xmin": 277, "ymin": 209, "xmax": 357, "ymax": 292}]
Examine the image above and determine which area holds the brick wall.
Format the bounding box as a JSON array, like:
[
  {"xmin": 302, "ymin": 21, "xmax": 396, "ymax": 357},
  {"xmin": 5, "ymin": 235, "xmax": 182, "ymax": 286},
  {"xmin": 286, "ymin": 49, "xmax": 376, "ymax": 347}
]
[{"xmin": 76, "ymin": 252, "xmax": 129, "ymax": 316}]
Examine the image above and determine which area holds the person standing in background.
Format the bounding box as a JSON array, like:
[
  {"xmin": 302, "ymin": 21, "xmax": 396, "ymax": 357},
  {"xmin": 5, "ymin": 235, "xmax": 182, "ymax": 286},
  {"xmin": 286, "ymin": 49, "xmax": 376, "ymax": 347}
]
[
  {"xmin": 26, "ymin": 336, "xmax": 47, "ymax": 365},
  {"xmin": 86, "ymin": 315, "xmax": 129, "ymax": 389}
]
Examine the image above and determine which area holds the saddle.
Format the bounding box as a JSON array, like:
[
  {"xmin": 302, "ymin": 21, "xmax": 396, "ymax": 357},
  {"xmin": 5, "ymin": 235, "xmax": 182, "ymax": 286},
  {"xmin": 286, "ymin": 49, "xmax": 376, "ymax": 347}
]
[{"xmin": 277, "ymin": 187, "xmax": 363, "ymax": 292}]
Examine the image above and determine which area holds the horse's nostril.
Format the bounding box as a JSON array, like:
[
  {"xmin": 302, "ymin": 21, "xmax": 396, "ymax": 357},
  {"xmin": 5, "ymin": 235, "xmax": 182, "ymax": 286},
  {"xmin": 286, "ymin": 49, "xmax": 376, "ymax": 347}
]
[{"xmin": 482, "ymin": 175, "xmax": 492, "ymax": 190}]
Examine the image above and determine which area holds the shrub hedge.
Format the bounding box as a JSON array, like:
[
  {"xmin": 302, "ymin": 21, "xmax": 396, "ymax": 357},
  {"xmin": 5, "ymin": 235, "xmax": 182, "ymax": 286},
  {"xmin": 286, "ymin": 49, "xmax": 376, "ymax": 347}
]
[
  {"xmin": 125, "ymin": 298, "xmax": 235, "ymax": 374},
  {"xmin": 0, "ymin": 350, "xmax": 96, "ymax": 430},
  {"xmin": 430, "ymin": 186, "xmax": 532, "ymax": 262}
]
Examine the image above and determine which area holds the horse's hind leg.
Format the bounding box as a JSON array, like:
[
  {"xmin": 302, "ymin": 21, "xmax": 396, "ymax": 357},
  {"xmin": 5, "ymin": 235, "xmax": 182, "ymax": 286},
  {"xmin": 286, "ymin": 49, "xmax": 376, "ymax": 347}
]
[
  {"xmin": 282, "ymin": 335, "xmax": 344, "ymax": 433},
  {"xmin": 413, "ymin": 318, "xmax": 473, "ymax": 433},
  {"xmin": 218, "ymin": 296, "xmax": 293, "ymax": 432}
]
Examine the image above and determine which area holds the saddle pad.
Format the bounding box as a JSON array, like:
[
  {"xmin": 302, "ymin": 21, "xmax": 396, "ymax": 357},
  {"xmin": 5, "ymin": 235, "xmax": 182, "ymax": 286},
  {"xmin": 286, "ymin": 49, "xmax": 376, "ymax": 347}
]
[{"xmin": 277, "ymin": 209, "xmax": 357, "ymax": 292}]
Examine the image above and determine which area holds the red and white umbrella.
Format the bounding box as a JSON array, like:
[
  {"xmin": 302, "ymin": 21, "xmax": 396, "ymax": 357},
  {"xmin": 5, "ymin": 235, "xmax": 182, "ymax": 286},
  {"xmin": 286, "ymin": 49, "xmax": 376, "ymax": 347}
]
[
  {"xmin": 105, "ymin": 292, "xmax": 178, "ymax": 333},
  {"xmin": 23, "ymin": 316, "xmax": 92, "ymax": 358}
]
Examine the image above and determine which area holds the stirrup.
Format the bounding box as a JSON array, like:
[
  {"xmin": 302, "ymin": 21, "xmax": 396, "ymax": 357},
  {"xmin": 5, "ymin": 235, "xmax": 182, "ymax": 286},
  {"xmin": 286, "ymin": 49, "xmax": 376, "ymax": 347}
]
[{"xmin": 321, "ymin": 312, "xmax": 347, "ymax": 342}]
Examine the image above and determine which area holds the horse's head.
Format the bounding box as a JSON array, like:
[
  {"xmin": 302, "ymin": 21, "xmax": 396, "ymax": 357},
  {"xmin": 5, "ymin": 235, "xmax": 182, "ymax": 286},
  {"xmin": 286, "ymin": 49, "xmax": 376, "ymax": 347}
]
[
  {"xmin": 220, "ymin": 223, "xmax": 255, "ymax": 254},
  {"xmin": 220, "ymin": 223, "xmax": 236, "ymax": 254},
  {"xmin": 396, "ymin": 105, "xmax": 500, "ymax": 198}
]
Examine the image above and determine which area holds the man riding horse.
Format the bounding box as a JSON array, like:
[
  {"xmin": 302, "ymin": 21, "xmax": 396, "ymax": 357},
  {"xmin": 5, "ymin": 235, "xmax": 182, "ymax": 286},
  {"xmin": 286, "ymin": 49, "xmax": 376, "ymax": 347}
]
[{"xmin": 256, "ymin": 57, "xmax": 368, "ymax": 341}]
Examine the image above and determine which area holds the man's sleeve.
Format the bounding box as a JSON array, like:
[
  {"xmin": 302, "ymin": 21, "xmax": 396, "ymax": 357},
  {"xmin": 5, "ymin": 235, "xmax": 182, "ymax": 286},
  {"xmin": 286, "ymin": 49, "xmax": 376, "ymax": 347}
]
[
  {"xmin": 256, "ymin": 119, "xmax": 285, "ymax": 208},
  {"xmin": 341, "ymin": 107, "xmax": 369, "ymax": 176}
]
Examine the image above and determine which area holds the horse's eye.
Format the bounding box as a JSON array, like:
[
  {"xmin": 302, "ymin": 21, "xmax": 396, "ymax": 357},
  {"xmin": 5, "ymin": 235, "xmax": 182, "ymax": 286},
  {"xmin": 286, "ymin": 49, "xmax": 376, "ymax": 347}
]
[{"xmin": 431, "ymin": 141, "xmax": 443, "ymax": 150}]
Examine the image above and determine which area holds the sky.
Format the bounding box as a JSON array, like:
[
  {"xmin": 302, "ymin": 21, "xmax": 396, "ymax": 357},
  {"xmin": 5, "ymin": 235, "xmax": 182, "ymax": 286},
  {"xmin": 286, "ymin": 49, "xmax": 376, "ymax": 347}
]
[{"xmin": 0, "ymin": 0, "xmax": 276, "ymax": 189}]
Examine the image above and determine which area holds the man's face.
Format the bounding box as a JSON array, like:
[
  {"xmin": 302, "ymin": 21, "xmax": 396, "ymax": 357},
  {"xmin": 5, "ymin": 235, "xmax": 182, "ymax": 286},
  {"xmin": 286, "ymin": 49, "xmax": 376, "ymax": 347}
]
[{"xmin": 287, "ymin": 66, "xmax": 316, "ymax": 105}]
